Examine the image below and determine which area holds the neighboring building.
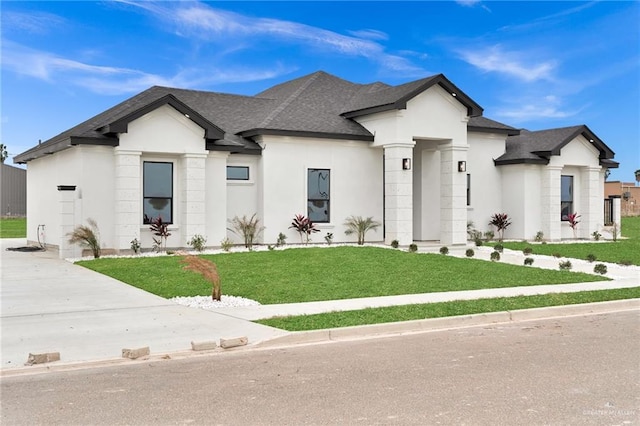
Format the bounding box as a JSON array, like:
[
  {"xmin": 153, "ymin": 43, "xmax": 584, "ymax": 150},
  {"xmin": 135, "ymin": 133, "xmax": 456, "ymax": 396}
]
[
  {"xmin": 15, "ymin": 71, "xmax": 618, "ymax": 257},
  {"xmin": 605, "ymin": 181, "xmax": 640, "ymax": 217},
  {"xmin": 0, "ymin": 163, "xmax": 27, "ymax": 217}
]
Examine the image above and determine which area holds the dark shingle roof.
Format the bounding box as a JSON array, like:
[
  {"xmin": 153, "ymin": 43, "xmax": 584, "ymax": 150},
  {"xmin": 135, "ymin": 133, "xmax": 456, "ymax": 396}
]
[
  {"xmin": 468, "ymin": 116, "xmax": 519, "ymax": 135},
  {"xmin": 495, "ymin": 124, "xmax": 617, "ymax": 167}
]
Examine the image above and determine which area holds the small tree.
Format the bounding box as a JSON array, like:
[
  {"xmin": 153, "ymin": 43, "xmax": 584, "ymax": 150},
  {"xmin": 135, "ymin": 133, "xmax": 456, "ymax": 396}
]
[
  {"xmin": 228, "ymin": 214, "xmax": 264, "ymax": 250},
  {"xmin": 0, "ymin": 144, "xmax": 7, "ymax": 163},
  {"xmin": 150, "ymin": 217, "xmax": 171, "ymax": 252},
  {"xmin": 289, "ymin": 214, "xmax": 319, "ymax": 244},
  {"xmin": 489, "ymin": 213, "xmax": 512, "ymax": 241},
  {"xmin": 344, "ymin": 215, "xmax": 381, "ymax": 245},
  {"xmin": 67, "ymin": 218, "xmax": 101, "ymax": 258},
  {"xmin": 567, "ymin": 212, "xmax": 581, "ymax": 239},
  {"xmin": 180, "ymin": 255, "xmax": 221, "ymax": 301}
]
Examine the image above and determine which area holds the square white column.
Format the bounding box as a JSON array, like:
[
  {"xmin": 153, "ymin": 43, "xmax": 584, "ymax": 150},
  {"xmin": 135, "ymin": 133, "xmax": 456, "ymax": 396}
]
[
  {"xmin": 541, "ymin": 165, "xmax": 562, "ymax": 241},
  {"xmin": 384, "ymin": 143, "xmax": 415, "ymax": 245},
  {"xmin": 440, "ymin": 144, "xmax": 468, "ymax": 246},
  {"xmin": 181, "ymin": 153, "xmax": 207, "ymax": 245},
  {"xmin": 114, "ymin": 150, "xmax": 141, "ymax": 252},
  {"xmin": 580, "ymin": 166, "xmax": 602, "ymax": 239}
]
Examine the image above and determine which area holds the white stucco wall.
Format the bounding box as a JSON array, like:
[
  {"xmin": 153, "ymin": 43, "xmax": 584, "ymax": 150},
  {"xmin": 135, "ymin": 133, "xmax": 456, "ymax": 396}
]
[
  {"xmin": 256, "ymin": 135, "xmax": 383, "ymax": 245},
  {"xmin": 500, "ymin": 164, "xmax": 542, "ymax": 240},
  {"xmin": 466, "ymin": 132, "xmax": 507, "ymax": 237},
  {"xmin": 226, "ymin": 154, "xmax": 260, "ymax": 244}
]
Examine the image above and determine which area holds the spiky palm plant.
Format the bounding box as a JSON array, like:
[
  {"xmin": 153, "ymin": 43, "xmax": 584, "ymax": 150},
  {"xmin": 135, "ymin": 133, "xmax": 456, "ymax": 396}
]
[
  {"xmin": 344, "ymin": 215, "xmax": 381, "ymax": 245},
  {"xmin": 67, "ymin": 218, "xmax": 101, "ymax": 258},
  {"xmin": 228, "ymin": 213, "xmax": 264, "ymax": 250}
]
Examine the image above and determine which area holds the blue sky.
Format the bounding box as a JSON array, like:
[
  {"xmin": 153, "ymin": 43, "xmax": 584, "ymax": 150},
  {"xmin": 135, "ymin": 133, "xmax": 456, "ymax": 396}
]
[{"xmin": 2, "ymin": 1, "xmax": 638, "ymax": 181}]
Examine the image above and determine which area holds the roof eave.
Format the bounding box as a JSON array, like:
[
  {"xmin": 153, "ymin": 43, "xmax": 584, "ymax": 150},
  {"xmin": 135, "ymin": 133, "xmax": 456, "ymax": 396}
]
[
  {"xmin": 494, "ymin": 157, "xmax": 549, "ymax": 166},
  {"xmin": 239, "ymin": 128, "xmax": 374, "ymax": 142},
  {"xmin": 468, "ymin": 126, "xmax": 520, "ymax": 136}
]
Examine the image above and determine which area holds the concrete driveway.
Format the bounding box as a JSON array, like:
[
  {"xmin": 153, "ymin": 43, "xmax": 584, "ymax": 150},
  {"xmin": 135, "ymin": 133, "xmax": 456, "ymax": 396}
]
[{"xmin": 0, "ymin": 238, "xmax": 286, "ymax": 369}]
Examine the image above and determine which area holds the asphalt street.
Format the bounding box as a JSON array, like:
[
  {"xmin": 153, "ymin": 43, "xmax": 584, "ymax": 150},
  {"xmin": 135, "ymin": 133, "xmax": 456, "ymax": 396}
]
[{"xmin": 2, "ymin": 310, "xmax": 638, "ymax": 425}]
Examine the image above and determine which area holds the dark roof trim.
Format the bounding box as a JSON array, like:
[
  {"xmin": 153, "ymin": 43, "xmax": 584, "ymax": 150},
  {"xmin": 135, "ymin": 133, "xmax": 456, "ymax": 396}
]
[
  {"xmin": 239, "ymin": 128, "xmax": 374, "ymax": 142},
  {"xmin": 205, "ymin": 142, "xmax": 261, "ymax": 155},
  {"xmin": 70, "ymin": 136, "xmax": 119, "ymax": 146},
  {"xmin": 342, "ymin": 74, "xmax": 483, "ymax": 119},
  {"xmin": 600, "ymin": 159, "xmax": 619, "ymax": 168},
  {"xmin": 99, "ymin": 94, "xmax": 225, "ymax": 140},
  {"xmin": 494, "ymin": 157, "xmax": 549, "ymax": 166},
  {"xmin": 468, "ymin": 125, "xmax": 520, "ymax": 136}
]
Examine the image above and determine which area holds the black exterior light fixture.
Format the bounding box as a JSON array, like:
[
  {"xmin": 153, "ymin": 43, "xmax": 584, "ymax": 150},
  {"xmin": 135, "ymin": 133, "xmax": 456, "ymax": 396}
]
[
  {"xmin": 402, "ymin": 158, "xmax": 411, "ymax": 170},
  {"xmin": 458, "ymin": 161, "xmax": 467, "ymax": 172}
]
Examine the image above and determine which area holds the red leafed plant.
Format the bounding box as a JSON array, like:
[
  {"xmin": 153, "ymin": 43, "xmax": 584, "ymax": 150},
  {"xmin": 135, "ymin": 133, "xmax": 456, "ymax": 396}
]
[
  {"xmin": 489, "ymin": 213, "xmax": 512, "ymax": 241},
  {"xmin": 567, "ymin": 212, "xmax": 581, "ymax": 239},
  {"xmin": 289, "ymin": 214, "xmax": 320, "ymax": 244}
]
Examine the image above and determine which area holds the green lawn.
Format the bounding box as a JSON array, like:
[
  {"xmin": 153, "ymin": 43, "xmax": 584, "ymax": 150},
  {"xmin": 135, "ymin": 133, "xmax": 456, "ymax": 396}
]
[
  {"xmin": 0, "ymin": 217, "xmax": 26, "ymax": 238},
  {"xmin": 494, "ymin": 216, "xmax": 640, "ymax": 265},
  {"xmin": 257, "ymin": 287, "xmax": 640, "ymax": 330},
  {"xmin": 79, "ymin": 246, "xmax": 608, "ymax": 304}
]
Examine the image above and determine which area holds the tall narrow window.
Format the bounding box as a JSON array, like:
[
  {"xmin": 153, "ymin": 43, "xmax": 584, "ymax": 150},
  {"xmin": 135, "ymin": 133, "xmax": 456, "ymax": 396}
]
[
  {"xmin": 308, "ymin": 169, "xmax": 330, "ymax": 223},
  {"xmin": 561, "ymin": 175, "xmax": 573, "ymax": 221},
  {"xmin": 466, "ymin": 174, "xmax": 471, "ymax": 206},
  {"xmin": 143, "ymin": 161, "xmax": 173, "ymax": 224}
]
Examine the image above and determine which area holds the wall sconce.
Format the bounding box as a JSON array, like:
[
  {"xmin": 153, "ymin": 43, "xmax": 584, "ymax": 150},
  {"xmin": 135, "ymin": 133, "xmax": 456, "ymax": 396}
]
[
  {"xmin": 458, "ymin": 161, "xmax": 467, "ymax": 172},
  {"xmin": 402, "ymin": 158, "xmax": 411, "ymax": 170}
]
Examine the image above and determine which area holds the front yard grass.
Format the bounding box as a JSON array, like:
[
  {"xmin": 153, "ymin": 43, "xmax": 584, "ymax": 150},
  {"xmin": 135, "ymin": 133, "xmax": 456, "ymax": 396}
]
[
  {"xmin": 79, "ymin": 246, "xmax": 608, "ymax": 304},
  {"xmin": 0, "ymin": 217, "xmax": 26, "ymax": 238},
  {"xmin": 494, "ymin": 216, "xmax": 640, "ymax": 265},
  {"xmin": 257, "ymin": 287, "xmax": 640, "ymax": 331}
]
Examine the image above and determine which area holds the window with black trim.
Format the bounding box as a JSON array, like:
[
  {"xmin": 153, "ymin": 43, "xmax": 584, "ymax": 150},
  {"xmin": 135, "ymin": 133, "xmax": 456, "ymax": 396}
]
[
  {"xmin": 466, "ymin": 174, "xmax": 471, "ymax": 206},
  {"xmin": 561, "ymin": 175, "xmax": 573, "ymax": 220},
  {"xmin": 308, "ymin": 169, "xmax": 330, "ymax": 223},
  {"xmin": 227, "ymin": 166, "xmax": 249, "ymax": 180},
  {"xmin": 143, "ymin": 161, "xmax": 173, "ymax": 224}
]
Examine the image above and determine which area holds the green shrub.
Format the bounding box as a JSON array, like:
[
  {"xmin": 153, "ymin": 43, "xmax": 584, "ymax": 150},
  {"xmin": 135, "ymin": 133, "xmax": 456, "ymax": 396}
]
[
  {"xmin": 439, "ymin": 246, "xmax": 449, "ymax": 255},
  {"xmin": 524, "ymin": 257, "xmax": 534, "ymax": 266},
  {"xmin": 187, "ymin": 234, "xmax": 207, "ymax": 252},
  {"xmin": 391, "ymin": 239, "xmax": 399, "ymax": 249},
  {"xmin": 465, "ymin": 248, "xmax": 474, "ymax": 258},
  {"xmin": 408, "ymin": 243, "xmax": 418, "ymax": 253},
  {"xmin": 559, "ymin": 260, "xmax": 572, "ymax": 271},
  {"xmin": 534, "ymin": 231, "xmax": 544, "ymax": 242},
  {"xmin": 324, "ymin": 232, "xmax": 333, "ymax": 245},
  {"xmin": 586, "ymin": 254, "xmax": 597, "ymax": 263},
  {"xmin": 591, "ymin": 231, "xmax": 602, "ymax": 241},
  {"xmin": 523, "ymin": 246, "xmax": 533, "ymax": 255},
  {"xmin": 490, "ymin": 251, "xmax": 500, "ymax": 262},
  {"xmin": 220, "ymin": 237, "xmax": 233, "ymax": 252},
  {"xmin": 474, "ymin": 238, "xmax": 483, "ymax": 247},
  {"xmin": 494, "ymin": 244, "xmax": 504, "ymax": 253},
  {"xmin": 130, "ymin": 238, "xmax": 141, "ymax": 254},
  {"xmin": 483, "ymin": 230, "xmax": 494, "ymax": 241},
  {"xmin": 276, "ymin": 232, "xmax": 287, "ymax": 247},
  {"xmin": 593, "ymin": 263, "xmax": 608, "ymax": 275}
]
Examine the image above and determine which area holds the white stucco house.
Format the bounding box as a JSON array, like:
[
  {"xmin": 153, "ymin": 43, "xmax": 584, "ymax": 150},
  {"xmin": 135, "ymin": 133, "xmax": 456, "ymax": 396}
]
[{"xmin": 15, "ymin": 71, "xmax": 618, "ymax": 257}]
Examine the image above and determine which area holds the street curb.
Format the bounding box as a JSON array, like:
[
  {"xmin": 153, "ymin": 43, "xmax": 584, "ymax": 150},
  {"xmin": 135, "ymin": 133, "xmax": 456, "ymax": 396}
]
[
  {"xmin": 253, "ymin": 298, "xmax": 640, "ymax": 348},
  {"xmin": 2, "ymin": 299, "xmax": 637, "ymax": 377}
]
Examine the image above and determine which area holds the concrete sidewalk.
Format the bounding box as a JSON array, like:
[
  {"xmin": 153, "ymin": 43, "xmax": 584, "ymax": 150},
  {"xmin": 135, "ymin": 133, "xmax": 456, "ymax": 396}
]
[{"xmin": 0, "ymin": 238, "xmax": 286, "ymax": 369}]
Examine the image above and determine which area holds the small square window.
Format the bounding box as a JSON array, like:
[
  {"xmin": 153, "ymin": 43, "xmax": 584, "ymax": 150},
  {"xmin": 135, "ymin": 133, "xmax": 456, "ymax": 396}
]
[{"xmin": 227, "ymin": 166, "xmax": 249, "ymax": 180}]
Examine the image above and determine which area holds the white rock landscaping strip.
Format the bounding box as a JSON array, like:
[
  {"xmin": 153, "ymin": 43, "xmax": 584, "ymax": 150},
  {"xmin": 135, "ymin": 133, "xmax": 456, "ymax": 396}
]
[{"xmin": 171, "ymin": 295, "xmax": 261, "ymax": 310}]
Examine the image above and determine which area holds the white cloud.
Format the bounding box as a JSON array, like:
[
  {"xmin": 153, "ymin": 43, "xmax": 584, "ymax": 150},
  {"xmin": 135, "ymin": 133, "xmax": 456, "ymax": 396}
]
[
  {"xmin": 1, "ymin": 40, "xmax": 292, "ymax": 94},
  {"xmin": 494, "ymin": 95, "xmax": 585, "ymax": 122},
  {"xmin": 120, "ymin": 1, "xmax": 425, "ymax": 75},
  {"xmin": 2, "ymin": 11, "xmax": 67, "ymax": 34},
  {"xmin": 458, "ymin": 45, "xmax": 556, "ymax": 82}
]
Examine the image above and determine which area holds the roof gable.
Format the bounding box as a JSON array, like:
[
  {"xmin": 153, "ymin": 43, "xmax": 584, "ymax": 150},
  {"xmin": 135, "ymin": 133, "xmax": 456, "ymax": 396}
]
[{"xmin": 495, "ymin": 124, "xmax": 618, "ymax": 168}]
